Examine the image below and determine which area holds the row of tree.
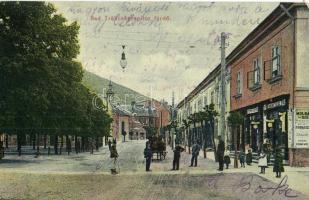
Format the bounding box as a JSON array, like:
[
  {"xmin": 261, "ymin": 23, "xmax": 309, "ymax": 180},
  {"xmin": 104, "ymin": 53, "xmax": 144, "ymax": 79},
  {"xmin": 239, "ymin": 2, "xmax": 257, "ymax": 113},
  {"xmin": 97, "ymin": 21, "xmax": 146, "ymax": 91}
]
[
  {"xmin": 165, "ymin": 103, "xmax": 244, "ymax": 162},
  {"xmin": 0, "ymin": 2, "xmax": 112, "ymax": 156}
]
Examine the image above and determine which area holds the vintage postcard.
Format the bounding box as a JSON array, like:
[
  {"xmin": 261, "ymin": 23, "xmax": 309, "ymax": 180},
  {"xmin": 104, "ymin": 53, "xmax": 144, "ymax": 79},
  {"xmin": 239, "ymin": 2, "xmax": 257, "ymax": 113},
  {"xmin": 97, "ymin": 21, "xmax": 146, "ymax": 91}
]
[{"xmin": 0, "ymin": 0, "xmax": 309, "ymax": 199}]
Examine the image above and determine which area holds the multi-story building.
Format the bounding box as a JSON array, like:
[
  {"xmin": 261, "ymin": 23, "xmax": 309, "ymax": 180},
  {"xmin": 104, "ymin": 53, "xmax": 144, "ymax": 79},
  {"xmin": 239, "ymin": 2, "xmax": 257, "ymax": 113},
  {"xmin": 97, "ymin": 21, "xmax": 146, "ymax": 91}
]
[
  {"xmin": 112, "ymin": 99, "xmax": 171, "ymax": 141},
  {"xmin": 229, "ymin": 3, "xmax": 309, "ymax": 166},
  {"xmin": 177, "ymin": 65, "xmax": 231, "ymax": 149}
]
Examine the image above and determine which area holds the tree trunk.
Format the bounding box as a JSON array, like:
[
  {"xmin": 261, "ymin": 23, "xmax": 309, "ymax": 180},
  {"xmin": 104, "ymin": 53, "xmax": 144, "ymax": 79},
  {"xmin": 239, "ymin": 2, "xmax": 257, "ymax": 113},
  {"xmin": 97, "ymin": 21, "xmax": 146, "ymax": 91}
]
[
  {"xmin": 43, "ymin": 134, "xmax": 47, "ymax": 149},
  {"xmin": 95, "ymin": 137, "xmax": 99, "ymax": 151},
  {"xmin": 36, "ymin": 133, "xmax": 40, "ymax": 157},
  {"xmin": 5, "ymin": 134, "xmax": 8, "ymax": 149},
  {"xmin": 32, "ymin": 134, "xmax": 35, "ymax": 150},
  {"xmin": 234, "ymin": 126, "xmax": 238, "ymax": 168},
  {"xmin": 60, "ymin": 135, "xmax": 63, "ymax": 155},
  {"xmin": 54, "ymin": 135, "xmax": 58, "ymax": 155},
  {"xmin": 17, "ymin": 133, "xmax": 21, "ymax": 156},
  {"xmin": 210, "ymin": 122, "xmax": 218, "ymax": 162},
  {"xmin": 74, "ymin": 135, "xmax": 78, "ymax": 154},
  {"xmin": 188, "ymin": 130, "xmax": 191, "ymax": 154},
  {"xmin": 90, "ymin": 137, "xmax": 94, "ymax": 154}
]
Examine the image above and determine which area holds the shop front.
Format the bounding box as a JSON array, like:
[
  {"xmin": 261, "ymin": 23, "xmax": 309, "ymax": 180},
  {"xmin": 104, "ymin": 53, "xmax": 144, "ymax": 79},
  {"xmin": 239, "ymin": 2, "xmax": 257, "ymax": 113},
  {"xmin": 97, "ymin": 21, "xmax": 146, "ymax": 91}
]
[
  {"xmin": 263, "ymin": 96, "xmax": 289, "ymax": 160},
  {"xmin": 244, "ymin": 105, "xmax": 263, "ymax": 153}
]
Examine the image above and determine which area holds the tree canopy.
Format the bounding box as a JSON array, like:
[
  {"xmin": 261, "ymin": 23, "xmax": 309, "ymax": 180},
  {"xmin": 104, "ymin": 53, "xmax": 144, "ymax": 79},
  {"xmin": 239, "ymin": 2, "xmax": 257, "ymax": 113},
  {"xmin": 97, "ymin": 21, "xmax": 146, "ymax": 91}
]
[{"xmin": 0, "ymin": 2, "xmax": 111, "ymax": 139}]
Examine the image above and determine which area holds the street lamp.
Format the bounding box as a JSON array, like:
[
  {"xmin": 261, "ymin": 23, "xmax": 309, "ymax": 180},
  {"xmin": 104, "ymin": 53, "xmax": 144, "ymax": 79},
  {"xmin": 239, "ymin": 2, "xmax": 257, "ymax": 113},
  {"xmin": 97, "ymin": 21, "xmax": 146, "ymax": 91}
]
[{"xmin": 120, "ymin": 45, "xmax": 127, "ymax": 71}]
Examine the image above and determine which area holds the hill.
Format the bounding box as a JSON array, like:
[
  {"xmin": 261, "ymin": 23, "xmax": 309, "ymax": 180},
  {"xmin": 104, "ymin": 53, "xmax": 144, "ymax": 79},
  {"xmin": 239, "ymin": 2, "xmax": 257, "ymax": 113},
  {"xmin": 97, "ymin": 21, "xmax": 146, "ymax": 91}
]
[{"xmin": 82, "ymin": 71, "xmax": 149, "ymax": 105}]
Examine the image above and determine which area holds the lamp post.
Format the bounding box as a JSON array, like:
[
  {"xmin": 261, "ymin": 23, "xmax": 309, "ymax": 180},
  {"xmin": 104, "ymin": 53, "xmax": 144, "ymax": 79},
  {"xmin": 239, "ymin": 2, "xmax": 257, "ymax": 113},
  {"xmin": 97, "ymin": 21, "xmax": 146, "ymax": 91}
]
[
  {"xmin": 105, "ymin": 79, "xmax": 114, "ymax": 145},
  {"xmin": 120, "ymin": 45, "xmax": 127, "ymax": 71}
]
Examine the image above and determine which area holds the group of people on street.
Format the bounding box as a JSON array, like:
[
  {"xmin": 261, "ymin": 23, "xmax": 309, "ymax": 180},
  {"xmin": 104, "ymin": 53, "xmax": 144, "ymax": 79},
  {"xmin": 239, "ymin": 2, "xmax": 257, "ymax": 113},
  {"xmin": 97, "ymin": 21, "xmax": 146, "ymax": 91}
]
[
  {"xmin": 143, "ymin": 136, "xmax": 285, "ymax": 178},
  {"xmin": 258, "ymin": 147, "xmax": 285, "ymax": 178}
]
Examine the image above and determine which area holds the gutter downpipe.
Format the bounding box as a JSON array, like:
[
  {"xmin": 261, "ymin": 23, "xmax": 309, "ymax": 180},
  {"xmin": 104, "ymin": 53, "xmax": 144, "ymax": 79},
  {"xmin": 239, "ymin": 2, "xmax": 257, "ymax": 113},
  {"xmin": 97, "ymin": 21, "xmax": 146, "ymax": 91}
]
[{"xmin": 280, "ymin": 3, "xmax": 296, "ymax": 167}]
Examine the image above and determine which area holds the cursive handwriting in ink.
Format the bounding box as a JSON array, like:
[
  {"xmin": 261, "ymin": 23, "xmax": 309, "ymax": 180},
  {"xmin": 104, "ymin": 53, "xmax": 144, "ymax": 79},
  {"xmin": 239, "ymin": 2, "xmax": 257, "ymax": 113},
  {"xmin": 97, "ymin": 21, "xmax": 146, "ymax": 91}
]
[
  {"xmin": 237, "ymin": 175, "xmax": 253, "ymax": 192},
  {"xmin": 254, "ymin": 175, "xmax": 298, "ymax": 198}
]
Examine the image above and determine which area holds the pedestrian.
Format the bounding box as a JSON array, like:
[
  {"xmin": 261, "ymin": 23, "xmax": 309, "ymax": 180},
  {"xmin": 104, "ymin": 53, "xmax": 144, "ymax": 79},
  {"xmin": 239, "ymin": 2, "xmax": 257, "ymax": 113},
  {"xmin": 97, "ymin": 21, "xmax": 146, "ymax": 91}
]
[
  {"xmin": 246, "ymin": 149, "xmax": 252, "ymax": 166},
  {"xmin": 217, "ymin": 136, "xmax": 225, "ymax": 171},
  {"xmin": 110, "ymin": 144, "xmax": 119, "ymax": 175},
  {"xmin": 144, "ymin": 142, "xmax": 152, "ymax": 172},
  {"xmin": 113, "ymin": 138, "xmax": 116, "ymax": 145},
  {"xmin": 224, "ymin": 150, "xmax": 231, "ymax": 169},
  {"xmin": 258, "ymin": 151, "xmax": 268, "ymax": 174},
  {"xmin": 239, "ymin": 149, "xmax": 246, "ymax": 168},
  {"xmin": 172, "ymin": 145, "xmax": 185, "ymax": 170},
  {"xmin": 108, "ymin": 139, "xmax": 112, "ymax": 151},
  {"xmin": 190, "ymin": 141, "xmax": 200, "ymax": 167},
  {"xmin": 273, "ymin": 148, "xmax": 284, "ymax": 178},
  {"xmin": 263, "ymin": 139, "xmax": 272, "ymax": 163}
]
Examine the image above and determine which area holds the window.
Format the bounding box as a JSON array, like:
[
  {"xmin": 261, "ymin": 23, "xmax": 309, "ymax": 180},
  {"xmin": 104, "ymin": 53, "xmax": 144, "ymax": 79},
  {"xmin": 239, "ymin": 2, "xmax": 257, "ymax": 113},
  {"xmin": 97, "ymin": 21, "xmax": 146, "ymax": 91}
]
[
  {"xmin": 271, "ymin": 46, "xmax": 281, "ymax": 78},
  {"xmin": 253, "ymin": 57, "xmax": 261, "ymax": 84},
  {"xmin": 236, "ymin": 71, "xmax": 242, "ymax": 95}
]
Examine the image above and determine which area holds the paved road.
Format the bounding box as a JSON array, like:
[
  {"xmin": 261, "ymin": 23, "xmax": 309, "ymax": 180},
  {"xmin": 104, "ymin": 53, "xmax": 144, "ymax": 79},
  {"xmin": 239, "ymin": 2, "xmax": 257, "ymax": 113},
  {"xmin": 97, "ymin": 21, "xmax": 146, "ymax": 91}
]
[{"xmin": 0, "ymin": 140, "xmax": 309, "ymax": 200}]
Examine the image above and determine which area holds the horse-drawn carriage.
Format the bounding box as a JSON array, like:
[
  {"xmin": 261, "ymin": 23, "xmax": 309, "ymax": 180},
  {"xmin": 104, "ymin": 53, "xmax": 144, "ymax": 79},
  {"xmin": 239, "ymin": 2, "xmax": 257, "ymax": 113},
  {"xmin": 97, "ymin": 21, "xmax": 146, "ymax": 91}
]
[{"xmin": 148, "ymin": 136, "xmax": 167, "ymax": 160}]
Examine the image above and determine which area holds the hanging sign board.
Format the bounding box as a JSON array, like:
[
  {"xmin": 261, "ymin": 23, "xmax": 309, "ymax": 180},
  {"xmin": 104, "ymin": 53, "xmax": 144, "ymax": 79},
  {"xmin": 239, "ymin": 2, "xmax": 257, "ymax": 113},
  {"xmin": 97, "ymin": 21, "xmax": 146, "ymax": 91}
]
[{"xmin": 294, "ymin": 109, "xmax": 309, "ymax": 148}]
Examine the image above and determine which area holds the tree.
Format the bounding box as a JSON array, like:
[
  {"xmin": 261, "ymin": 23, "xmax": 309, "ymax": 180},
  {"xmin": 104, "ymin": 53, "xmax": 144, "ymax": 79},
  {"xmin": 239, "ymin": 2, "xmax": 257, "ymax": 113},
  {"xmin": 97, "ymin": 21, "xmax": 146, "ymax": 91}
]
[
  {"xmin": 188, "ymin": 113, "xmax": 198, "ymax": 145},
  {"xmin": 227, "ymin": 111, "xmax": 244, "ymax": 168},
  {"xmin": 0, "ymin": 2, "xmax": 112, "ymax": 156},
  {"xmin": 182, "ymin": 119, "xmax": 190, "ymax": 152}
]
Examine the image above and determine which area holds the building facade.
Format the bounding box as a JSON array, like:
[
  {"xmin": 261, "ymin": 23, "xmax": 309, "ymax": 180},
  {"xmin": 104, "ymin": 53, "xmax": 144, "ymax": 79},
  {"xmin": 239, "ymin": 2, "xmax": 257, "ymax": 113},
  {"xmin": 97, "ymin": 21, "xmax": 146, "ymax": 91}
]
[
  {"xmin": 177, "ymin": 66, "xmax": 231, "ymax": 150},
  {"xmin": 229, "ymin": 3, "xmax": 309, "ymax": 166}
]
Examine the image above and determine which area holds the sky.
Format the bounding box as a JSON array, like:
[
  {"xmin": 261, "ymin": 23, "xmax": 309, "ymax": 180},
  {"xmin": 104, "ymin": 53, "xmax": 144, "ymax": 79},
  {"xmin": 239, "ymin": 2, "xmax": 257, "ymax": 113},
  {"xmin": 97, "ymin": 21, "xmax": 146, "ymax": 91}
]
[{"xmin": 53, "ymin": 1, "xmax": 278, "ymax": 104}]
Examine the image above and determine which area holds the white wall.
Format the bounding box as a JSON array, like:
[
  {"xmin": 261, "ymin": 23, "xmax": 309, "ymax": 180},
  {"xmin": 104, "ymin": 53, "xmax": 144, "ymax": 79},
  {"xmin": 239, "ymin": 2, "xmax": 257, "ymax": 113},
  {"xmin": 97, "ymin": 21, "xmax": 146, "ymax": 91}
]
[{"xmin": 296, "ymin": 8, "xmax": 309, "ymax": 88}]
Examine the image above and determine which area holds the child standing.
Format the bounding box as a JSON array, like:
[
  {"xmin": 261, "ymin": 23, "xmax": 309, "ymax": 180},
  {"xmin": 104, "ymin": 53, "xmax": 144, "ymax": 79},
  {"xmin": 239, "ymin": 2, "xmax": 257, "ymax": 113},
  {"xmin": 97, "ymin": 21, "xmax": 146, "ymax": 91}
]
[
  {"xmin": 224, "ymin": 150, "xmax": 231, "ymax": 169},
  {"xmin": 273, "ymin": 148, "xmax": 284, "ymax": 178},
  {"xmin": 258, "ymin": 151, "xmax": 268, "ymax": 174},
  {"xmin": 239, "ymin": 149, "xmax": 246, "ymax": 168},
  {"xmin": 246, "ymin": 149, "xmax": 252, "ymax": 166}
]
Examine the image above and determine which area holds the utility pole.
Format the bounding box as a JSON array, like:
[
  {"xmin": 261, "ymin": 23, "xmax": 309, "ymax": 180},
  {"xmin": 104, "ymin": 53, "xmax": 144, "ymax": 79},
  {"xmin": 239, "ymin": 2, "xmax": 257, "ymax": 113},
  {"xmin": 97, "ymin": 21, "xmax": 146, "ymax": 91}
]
[
  {"xmin": 220, "ymin": 32, "xmax": 227, "ymax": 145},
  {"xmin": 171, "ymin": 91, "xmax": 175, "ymax": 149}
]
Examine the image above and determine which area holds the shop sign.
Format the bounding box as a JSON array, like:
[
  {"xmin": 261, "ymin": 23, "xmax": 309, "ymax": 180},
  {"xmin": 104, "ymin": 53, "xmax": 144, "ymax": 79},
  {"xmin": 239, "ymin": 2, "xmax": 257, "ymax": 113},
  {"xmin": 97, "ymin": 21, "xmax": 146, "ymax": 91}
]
[
  {"xmin": 247, "ymin": 107, "xmax": 259, "ymax": 115},
  {"xmin": 263, "ymin": 99, "xmax": 286, "ymax": 111},
  {"xmin": 294, "ymin": 109, "xmax": 309, "ymax": 148}
]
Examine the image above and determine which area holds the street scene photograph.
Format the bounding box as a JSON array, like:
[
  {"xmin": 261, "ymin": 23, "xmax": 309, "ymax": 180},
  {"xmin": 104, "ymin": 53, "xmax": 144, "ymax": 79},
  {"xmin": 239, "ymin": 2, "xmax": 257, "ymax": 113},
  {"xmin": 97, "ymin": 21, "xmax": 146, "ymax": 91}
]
[{"xmin": 1, "ymin": 0, "xmax": 309, "ymax": 199}]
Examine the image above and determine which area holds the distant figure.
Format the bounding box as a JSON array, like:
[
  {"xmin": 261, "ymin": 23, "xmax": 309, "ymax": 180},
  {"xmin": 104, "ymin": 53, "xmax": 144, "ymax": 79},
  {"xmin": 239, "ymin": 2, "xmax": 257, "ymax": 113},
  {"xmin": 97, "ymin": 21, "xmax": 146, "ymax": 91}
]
[
  {"xmin": 108, "ymin": 139, "xmax": 112, "ymax": 151},
  {"xmin": 246, "ymin": 149, "xmax": 252, "ymax": 165},
  {"xmin": 217, "ymin": 136, "xmax": 225, "ymax": 171},
  {"xmin": 273, "ymin": 148, "xmax": 284, "ymax": 178},
  {"xmin": 262, "ymin": 139, "xmax": 272, "ymax": 163},
  {"xmin": 239, "ymin": 149, "xmax": 246, "ymax": 168},
  {"xmin": 190, "ymin": 141, "xmax": 200, "ymax": 167},
  {"xmin": 172, "ymin": 145, "xmax": 185, "ymax": 170},
  {"xmin": 258, "ymin": 151, "xmax": 268, "ymax": 174},
  {"xmin": 144, "ymin": 142, "xmax": 152, "ymax": 172},
  {"xmin": 110, "ymin": 144, "xmax": 119, "ymax": 175},
  {"xmin": 224, "ymin": 150, "xmax": 231, "ymax": 169}
]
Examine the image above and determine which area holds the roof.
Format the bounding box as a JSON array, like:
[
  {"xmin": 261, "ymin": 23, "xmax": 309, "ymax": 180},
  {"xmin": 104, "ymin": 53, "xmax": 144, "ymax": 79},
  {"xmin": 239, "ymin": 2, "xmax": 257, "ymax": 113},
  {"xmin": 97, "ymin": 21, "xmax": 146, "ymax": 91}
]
[{"xmin": 177, "ymin": 3, "xmax": 306, "ymax": 109}]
